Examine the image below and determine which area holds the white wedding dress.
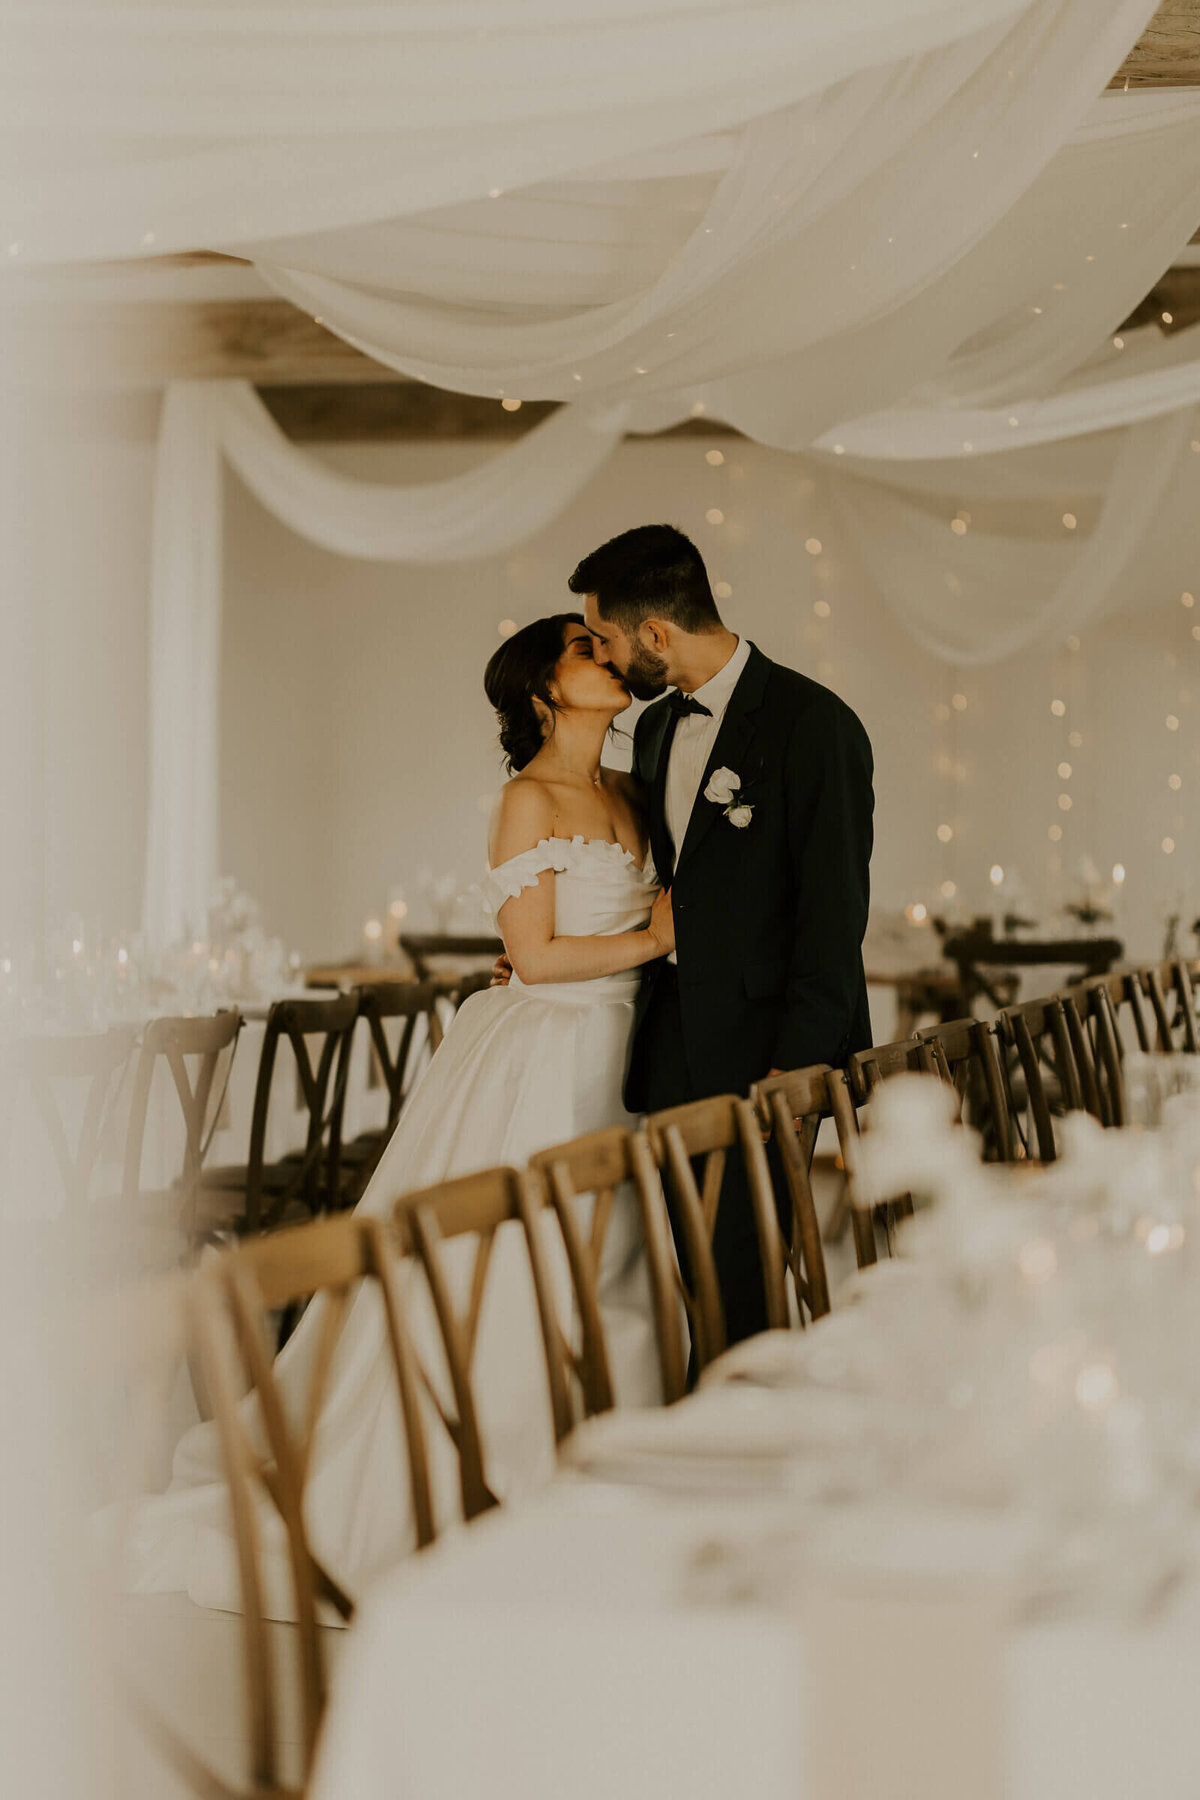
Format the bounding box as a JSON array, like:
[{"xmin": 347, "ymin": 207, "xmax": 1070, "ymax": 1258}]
[{"xmin": 117, "ymin": 836, "xmax": 663, "ymax": 1613}]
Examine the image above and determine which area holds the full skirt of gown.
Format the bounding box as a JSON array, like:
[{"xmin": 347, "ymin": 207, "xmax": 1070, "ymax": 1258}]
[{"xmin": 113, "ymin": 836, "xmax": 663, "ymax": 1612}]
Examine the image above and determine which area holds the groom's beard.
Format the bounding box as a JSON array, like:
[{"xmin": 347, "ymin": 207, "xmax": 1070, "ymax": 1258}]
[{"xmin": 619, "ymin": 641, "xmax": 669, "ymax": 701}]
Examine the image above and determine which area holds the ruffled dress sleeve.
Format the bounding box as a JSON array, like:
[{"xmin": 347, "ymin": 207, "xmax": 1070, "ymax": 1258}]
[{"xmin": 476, "ymin": 839, "xmax": 572, "ymax": 920}]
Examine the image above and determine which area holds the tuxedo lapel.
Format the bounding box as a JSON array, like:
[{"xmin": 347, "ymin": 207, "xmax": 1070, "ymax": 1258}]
[
  {"xmin": 641, "ymin": 700, "xmax": 677, "ymax": 887},
  {"xmin": 674, "ymin": 645, "xmax": 771, "ymax": 877}
]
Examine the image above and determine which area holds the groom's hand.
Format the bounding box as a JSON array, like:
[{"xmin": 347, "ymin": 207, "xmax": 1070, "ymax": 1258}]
[{"xmin": 491, "ymin": 953, "xmax": 513, "ymax": 988}]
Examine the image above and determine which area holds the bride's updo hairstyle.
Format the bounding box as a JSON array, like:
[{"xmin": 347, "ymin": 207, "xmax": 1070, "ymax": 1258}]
[{"xmin": 484, "ymin": 612, "xmax": 585, "ymax": 773}]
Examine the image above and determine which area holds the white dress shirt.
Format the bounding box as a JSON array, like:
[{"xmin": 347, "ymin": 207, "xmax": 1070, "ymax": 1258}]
[{"xmin": 664, "ymin": 634, "xmax": 752, "ymax": 857}]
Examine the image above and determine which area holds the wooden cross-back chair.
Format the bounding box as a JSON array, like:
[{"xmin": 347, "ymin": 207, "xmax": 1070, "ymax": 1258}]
[
  {"xmin": 102, "ymin": 1266, "xmax": 336, "ymax": 1800},
  {"xmin": 642, "ymin": 1093, "xmax": 785, "ymax": 1378},
  {"xmin": 828, "ymin": 1059, "xmax": 913, "ymax": 1269},
  {"xmin": 530, "ymin": 1124, "xmax": 685, "ymax": 1404},
  {"xmin": 1071, "ymin": 975, "xmax": 1132, "ymax": 1126},
  {"xmin": 333, "ymin": 982, "xmax": 440, "ymax": 1205},
  {"xmin": 199, "ymin": 994, "xmax": 359, "ymax": 1234},
  {"xmin": 2, "ymin": 1025, "xmax": 137, "ymax": 1214},
  {"xmin": 752, "ymin": 1065, "xmax": 833, "ymax": 1327},
  {"xmin": 1084, "ymin": 968, "xmax": 1155, "ymax": 1056},
  {"xmin": 1142, "ymin": 960, "xmax": 1200, "ymax": 1056},
  {"xmin": 914, "ymin": 1016, "xmax": 1014, "ymax": 1162},
  {"xmin": 212, "ymin": 1216, "xmax": 429, "ymax": 1623},
  {"xmin": 120, "ymin": 1011, "xmax": 242, "ymax": 1240},
  {"xmin": 994, "ymin": 993, "xmax": 1095, "ymax": 1163},
  {"xmin": 393, "ymin": 1163, "xmax": 606, "ymax": 1511}
]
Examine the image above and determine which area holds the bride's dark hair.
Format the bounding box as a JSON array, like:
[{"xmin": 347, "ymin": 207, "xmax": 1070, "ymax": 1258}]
[{"xmin": 484, "ymin": 613, "xmax": 585, "ymax": 774}]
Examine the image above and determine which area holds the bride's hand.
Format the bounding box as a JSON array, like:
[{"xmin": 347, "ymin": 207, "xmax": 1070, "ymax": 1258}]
[{"xmin": 646, "ymin": 887, "xmax": 675, "ymax": 957}]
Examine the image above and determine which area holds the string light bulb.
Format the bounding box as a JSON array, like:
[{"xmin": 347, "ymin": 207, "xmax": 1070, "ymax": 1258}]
[
  {"xmin": 1112, "ymin": 864, "xmax": 1126, "ymax": 884},
  {"xmin": 1051, "ymin": 699, "xmax": 1066, "ymax": 717},
  {"xmin": 989, "ymin": 864, "xmax": 1004, "ymax": 886},
  {"xmin": 705, "ymin": 450, "xmax": 724, "ymax": 467},
  {"xmin": 937, "ymin": 823, "xmax": 954, "ymax": 843}
]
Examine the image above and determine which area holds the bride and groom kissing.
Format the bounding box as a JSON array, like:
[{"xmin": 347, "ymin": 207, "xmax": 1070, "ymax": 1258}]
[
  {"xmin": 484, "ymin": 521, "xmax": 874, "ymax": 1349},
  {"xmin": 131, "ymin": 522, "xmax": 873, "ymax": 1602}
]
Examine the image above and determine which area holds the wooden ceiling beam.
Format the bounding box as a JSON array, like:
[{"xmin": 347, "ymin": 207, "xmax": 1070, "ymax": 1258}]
[
  {"xmin": 1110, "ymin": 1, "xmax": 1200, "ymax": 85},
  {"xmin": 257, "ymin": 384, "xmax": 736, "ymax": 441},
  {"xmin": 1119, "ymin": 263, "xmax": 1200, "ymax": 331}
]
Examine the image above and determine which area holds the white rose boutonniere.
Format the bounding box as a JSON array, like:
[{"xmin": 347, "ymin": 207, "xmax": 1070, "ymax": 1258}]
[{"xmin": 704, "ymin": 767, "xmax": 754, "ymax": 829}]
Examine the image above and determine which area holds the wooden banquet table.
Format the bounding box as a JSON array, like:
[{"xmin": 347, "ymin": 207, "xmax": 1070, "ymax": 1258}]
[{"xmin": 309, "ymin": 1377, "xmax": 1200, "ymax": 1800}]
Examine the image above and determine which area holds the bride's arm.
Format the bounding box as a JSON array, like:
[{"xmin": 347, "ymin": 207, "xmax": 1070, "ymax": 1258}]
[{"xmin": 490, "ymin": 778, "xmax": 672, "ymax": 985}]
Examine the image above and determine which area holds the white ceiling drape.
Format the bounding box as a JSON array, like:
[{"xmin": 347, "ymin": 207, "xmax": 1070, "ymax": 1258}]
[{"xmin": 12, "ymin": 0, "xmax": 1200, "ymax": 940}]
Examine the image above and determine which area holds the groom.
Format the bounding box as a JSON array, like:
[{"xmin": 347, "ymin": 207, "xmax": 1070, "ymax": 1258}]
[{"xmin": 572, "ymin": 524, "xmax": 874, "ymax": 1347}]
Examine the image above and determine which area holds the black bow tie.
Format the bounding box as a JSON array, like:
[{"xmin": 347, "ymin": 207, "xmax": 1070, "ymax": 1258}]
[{"xmin": 667, "ymin": 690, "xmax": 712, "ymax": 719}]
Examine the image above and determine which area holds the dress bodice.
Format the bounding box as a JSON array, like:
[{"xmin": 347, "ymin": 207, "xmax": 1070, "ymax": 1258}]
[{"xmin": 477, "ymin": 835, "xmax": 659, "ymax": 1003}]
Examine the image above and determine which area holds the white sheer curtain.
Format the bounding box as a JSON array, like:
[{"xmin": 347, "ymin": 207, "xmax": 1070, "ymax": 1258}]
[{"xmin": 141, "ymin": 381, "xmax": 683, "ymax": 942}]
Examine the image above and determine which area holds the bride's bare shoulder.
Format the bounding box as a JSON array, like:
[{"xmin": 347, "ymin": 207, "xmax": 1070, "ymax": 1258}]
[{"xmin": 488, "ymin": 774, "xmax": 556, "ymax": 867}]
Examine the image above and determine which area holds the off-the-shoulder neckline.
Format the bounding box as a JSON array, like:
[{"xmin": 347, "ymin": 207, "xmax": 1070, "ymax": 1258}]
[{"xmin": 487, "ymin": 834, "xmax": 649, "ymax": 876}]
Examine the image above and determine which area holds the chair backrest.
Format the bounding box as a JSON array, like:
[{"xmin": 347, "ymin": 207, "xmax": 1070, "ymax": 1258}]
[
  {"xmin": 3, "ymin": 1026, "xmax": 137, "ymax": 1212},
  {"xmin": 848, "ymin": 1036, "xmax": 922, "ymax": 1100},
  {"xmin": 392, "ymin": 1163, "xmax": 595, "ymax": 1513},
  {"xmin": 1082, "ymin": 968, "xmax": 1155, "ymax": 1056},
  {"xmin": 994, "ymin": 993, "xmax": 1090, "ymax": 1163},
  {"xmin": 752, "ymin": 1065, "xmax": 833, "ymax": 1325},
  {"xmin": 210, "ymin": 1220, "xmax": 429, "ymax": 1677},
  {"xmin": 244, "ymin": 994, "xmax": 359, "ymax": 1229},
  {"xmin": 121, "ymin": 1011, "xmax": 242, "ymax": 1210},
  {"xmin": 100, "ymin": 1264, "xmax": 330, "ymax": 1799},
  {"xmin": 913, "ymin": 1016, "xmax": 1016, "ymax": 1161},
  {"xmin": 1141, "ymin": 960, "xmax": 1200, "ymax": 1056},
  {"xmin": 530, "ymin": 1124, "xmax": 686, "ymax": 1404},
  {"xmin": 824, "ymin": 1064, "xmax": 909, "ymax": 1270},
  {"xmin": 345, "ymin": 981, "xmax": 440, "ymax": 1135},
  {"xmin": 643, "ymin": 1093, "xmax": 785, "ymax": 1375},
  {"xmin": 1070, "ymin": 976, "xmax": 1125, "ymax": 1126}
]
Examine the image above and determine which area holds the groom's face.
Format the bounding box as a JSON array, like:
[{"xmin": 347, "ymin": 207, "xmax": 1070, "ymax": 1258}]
[{"xmin": 583, "ymin": 593, "xmax": 669, "ymax": 702}]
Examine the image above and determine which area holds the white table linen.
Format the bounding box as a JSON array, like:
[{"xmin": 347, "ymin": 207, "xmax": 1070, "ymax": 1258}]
[{"xmin": 310, "ymin": 1469, "xmax": 1200, "ymax": 1800}]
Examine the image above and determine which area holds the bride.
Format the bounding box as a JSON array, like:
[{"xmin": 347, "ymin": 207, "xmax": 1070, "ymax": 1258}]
[{"xmin": 118, "ymin": 612, "xmax": 673, "ymax": 1609}]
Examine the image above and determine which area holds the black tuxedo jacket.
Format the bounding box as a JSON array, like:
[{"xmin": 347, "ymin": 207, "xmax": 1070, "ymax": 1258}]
[{"xmin": 624, "ymin": 643, "xmax": 873, "ymax": 1111}]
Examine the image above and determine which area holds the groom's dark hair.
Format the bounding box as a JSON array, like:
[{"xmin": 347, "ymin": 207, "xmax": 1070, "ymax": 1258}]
[{"xmin": 569, "ymin": 524, "xmax": 721, "ymax": 633}]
